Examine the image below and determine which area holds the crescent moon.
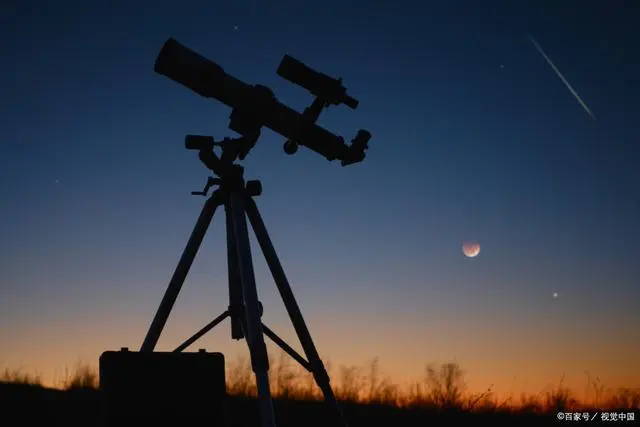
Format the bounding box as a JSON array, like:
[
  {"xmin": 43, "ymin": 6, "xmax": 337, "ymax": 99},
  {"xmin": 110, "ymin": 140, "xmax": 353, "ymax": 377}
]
[{"xmin": 462, "ymin": 241, "xmax": 480, "ymax": 258}]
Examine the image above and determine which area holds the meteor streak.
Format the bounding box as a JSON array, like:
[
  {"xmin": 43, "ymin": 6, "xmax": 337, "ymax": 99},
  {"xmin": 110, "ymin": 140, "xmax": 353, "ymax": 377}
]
[{"xmin": 527, "ymin": 34, "xmax": 596, "ymax": 120}]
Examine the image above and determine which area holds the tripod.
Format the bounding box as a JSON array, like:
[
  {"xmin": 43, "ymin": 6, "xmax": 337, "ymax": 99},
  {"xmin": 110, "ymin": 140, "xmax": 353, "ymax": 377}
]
[{"xmin": 139, "ymin": 135, "xmax": 348, "ymax": 427}]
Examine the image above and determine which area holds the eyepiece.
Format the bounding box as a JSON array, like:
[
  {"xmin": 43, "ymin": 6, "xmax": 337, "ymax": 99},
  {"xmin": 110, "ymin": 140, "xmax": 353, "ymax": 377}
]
[{"xmin": 352, "ymin": 129, "xmax": 371, "ymax": 151}]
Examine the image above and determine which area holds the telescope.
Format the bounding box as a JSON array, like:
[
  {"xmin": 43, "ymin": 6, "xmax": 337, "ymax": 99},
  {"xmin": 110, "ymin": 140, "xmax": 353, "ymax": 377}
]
[
  {"xmin": 131, "ymin": 38, "xmax": 369, "ymax": 427},
  {"xmin": 154, "ymin": 38, "xmax": 370, "ymax": 166}
]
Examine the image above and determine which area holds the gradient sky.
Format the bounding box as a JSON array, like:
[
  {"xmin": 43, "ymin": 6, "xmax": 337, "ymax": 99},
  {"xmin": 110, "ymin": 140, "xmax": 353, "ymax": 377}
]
[{"xmin": 1, "ymin": 0, "xmax": 639, "ymax": 398}]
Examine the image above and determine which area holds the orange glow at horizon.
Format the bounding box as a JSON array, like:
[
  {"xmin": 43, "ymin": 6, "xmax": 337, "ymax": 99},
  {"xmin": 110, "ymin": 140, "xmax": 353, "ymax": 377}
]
[{"xmin": 2, "ymin": 301, "xmax": 638, "ymax": 402}]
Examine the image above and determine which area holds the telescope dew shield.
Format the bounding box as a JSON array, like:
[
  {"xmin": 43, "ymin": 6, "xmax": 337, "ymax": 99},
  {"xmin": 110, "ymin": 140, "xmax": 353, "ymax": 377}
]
[
  {"xmin": 154, "ymin": 38, "xmax": 227, "ymax": 98},
  {"xmin": 154, "ymin": 37, "xmax": 258, "ymax": 110}
]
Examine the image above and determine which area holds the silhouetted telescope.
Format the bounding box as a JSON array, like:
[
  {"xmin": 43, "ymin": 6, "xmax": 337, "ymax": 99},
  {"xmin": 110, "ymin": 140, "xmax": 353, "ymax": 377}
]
[{"xmin": 154, "ymin": 38, "xmax": 370, "ymax": 166}]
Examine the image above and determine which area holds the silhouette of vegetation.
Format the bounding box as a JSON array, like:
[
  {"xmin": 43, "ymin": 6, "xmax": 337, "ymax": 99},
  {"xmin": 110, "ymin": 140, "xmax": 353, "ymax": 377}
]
[
  {"xmin": 1, "ymin": 367, "xmax": 42, "ymax": 386},
  {"xmin": 1, "ymin": 353, "xmax": 638, "ymax": 426},
  {"xmin": 58, "ymin": 361, "xmax": 99, "ymax": 390}
]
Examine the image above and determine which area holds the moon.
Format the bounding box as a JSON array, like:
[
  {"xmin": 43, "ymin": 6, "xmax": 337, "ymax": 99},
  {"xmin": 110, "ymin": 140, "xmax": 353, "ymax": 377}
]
[{"xmin": 462, "ymin": 241, "xmax": 480, "ymax": 258}]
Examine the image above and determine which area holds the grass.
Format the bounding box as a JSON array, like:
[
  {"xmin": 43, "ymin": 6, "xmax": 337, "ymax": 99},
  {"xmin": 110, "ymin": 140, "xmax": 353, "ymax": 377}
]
[
  {"xmin": 1, "ymin": 353, "xmax": 638, "ymax": 426},
  {"xmin": 222, "ymin": 353, "xmax": 638, "ymax": 413},
  {"xmin": 0, "ymin": 366, "xmax": 43, "ymax": 386}
]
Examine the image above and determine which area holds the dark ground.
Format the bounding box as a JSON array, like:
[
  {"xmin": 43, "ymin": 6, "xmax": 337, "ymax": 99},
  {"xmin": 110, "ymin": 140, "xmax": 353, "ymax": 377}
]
[{"xmin": 0, "ymin": 382, "xmax": 618, "ymax": 426}]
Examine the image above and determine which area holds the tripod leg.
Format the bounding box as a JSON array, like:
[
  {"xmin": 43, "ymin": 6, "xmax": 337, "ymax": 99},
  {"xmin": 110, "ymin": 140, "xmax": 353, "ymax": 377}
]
[
  {"xmin": 140, "ymin": 192, "xmax": 223, "ymax": 352},
  {"xmin": 225, "ymin": 199, "xmax": 245, "ymax": 340},
  {"xmin": 244, "ymin": 197, "xmax": 348, "ymax": 426},
  {"xmin": 228, "ymin": 192, "xmax": 277, "ymax": 427}
]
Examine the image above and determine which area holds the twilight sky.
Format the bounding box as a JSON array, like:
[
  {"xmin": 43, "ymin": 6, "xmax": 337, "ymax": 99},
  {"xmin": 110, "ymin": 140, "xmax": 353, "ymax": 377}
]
[{"xmin": 1, "ymin": 0, "xmax": 638, "ymax": 397}]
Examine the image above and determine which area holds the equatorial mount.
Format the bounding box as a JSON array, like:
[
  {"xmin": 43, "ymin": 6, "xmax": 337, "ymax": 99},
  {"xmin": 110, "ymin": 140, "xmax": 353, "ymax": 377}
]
[{"xmin": 184, "ymin": 115, "xmax": 263, "ymax": 198}]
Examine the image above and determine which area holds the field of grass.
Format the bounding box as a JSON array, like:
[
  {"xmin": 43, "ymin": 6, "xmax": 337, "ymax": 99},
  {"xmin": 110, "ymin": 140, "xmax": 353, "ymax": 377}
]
[{"xmin": 1, "ymin": 353, "xmax": 638, "ymax": 426}]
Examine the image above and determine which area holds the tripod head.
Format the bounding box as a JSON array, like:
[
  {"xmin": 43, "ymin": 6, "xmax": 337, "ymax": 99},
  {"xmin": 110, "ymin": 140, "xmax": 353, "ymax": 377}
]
[
  {"xmin": 154, "ymin": 38, "xmax": 371, "ymax": 168},
  {"xmin": 185, "ymin": 131, "xmax": 263, "ymax": 197}
]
